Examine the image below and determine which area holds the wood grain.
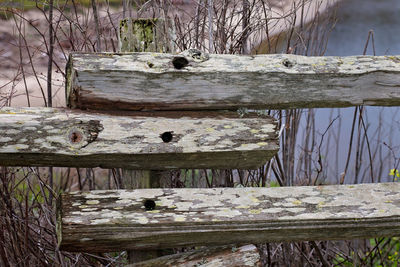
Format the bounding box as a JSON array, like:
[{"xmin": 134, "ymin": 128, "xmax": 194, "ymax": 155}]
[
  {"xmin": 0, "ymin": 107, "xmax": 278, "ymax": 169},
  {"xmin": 58, "ymin": 183, "xmax": 400, "ymax": 252},
  {"xmin": 66, "ymin": 52, "xmax": 400, "ymax": 111}
]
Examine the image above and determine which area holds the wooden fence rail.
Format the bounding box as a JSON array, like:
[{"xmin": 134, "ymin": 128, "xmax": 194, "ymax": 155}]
[
  {"xmin": 2, "ymin": 48, "xmax": 400, "ymax": 265},
  {"xmin": 0, "ymin": 107, "xmax": 278, "ymax": 169},
  {"xmin": 127, "ymin": 245, "xmax": 261, "ymax": 267},
  {"xmin": 67, "ymin": 52, "xmax": 400, "ymax": 111},
  {"xmin": 58, "ymin": 183, "xmax": 400, "ymax": 252}
]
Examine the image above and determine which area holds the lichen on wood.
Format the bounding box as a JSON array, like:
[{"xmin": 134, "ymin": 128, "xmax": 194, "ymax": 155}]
[
  {"xmin": 119, "ymin": 18, "xmax": 175, "ymax": 53},
  {"xmin": 66, "ymin": 52, "xmax": 400, "ymax": 111},
  {"xmin": 0, "ymin": 107, "xmax": 278, "ymax": 169},
  {"xmin": 58, "ymin": 182, "xmax": 400, "ymax": 252}
]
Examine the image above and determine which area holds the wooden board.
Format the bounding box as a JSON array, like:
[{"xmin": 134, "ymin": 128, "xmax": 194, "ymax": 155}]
[
  {"xmin": 127, "ymin": 245, "xmax": 261, "ymax": 267},
  {"xmin": 58, "ymin": 183, "xmax": 400, "ymax": 252},
  {"xmin": 66, "ymin": 52, "xmax": 400, "ymax": 111},
  {"xmin": 0, "ymin": 107, "xmax": 278, "ymax": 169}
]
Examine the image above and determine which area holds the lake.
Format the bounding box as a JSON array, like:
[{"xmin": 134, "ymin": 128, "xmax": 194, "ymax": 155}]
[{"xmin": 292, "ymin": 0, "xmax": 400, "ymax": 184}]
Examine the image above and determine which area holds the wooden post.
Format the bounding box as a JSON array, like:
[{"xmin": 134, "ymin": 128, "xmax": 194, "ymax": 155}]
[
  {"xmin": 118, "ymin": 18, "xmax": 177, "ymax": 188},
  {"xmin": 119, "ymin": 18, "xmax": 175, "ymax": 263},
  {"xmin": 119, "ymin": 18, "xmax": 175, "ymax": 53}
]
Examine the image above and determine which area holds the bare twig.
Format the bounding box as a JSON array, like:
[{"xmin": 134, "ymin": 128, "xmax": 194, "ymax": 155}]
[{"xmin": 91, "ymin": 0, "xmax": 101, "ymax": 52}]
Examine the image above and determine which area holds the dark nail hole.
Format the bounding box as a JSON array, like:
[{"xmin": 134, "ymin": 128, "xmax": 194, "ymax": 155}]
[
  {"xmin": 144, "ymin": 199, "xmax": 156, "ymax": 211},
  {"xmin": 172, "ymin": 56, "xmax": 189, "ymax": 69},
  {"xmin": 70, "ymin": 131, "xmax": 82, "ymax": 143},
  {"xmin": 282, "ymin": 59, "xmax": 294, "ymax": 68},
  {"xmin": 160, "ymin": 131, "xmax": 173, "ymax": 143},
  {"xmin": 147, "ymin": 61, "xmax": 154, "ymax": 68}
]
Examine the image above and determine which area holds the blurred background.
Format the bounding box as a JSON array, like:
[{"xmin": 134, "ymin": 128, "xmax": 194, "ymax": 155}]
[{"xmin": 1, "ymin": 0, "xmax": 399, "ymax": 266}]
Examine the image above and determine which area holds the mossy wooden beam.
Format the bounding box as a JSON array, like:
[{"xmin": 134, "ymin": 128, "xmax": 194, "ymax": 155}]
[
  {"xmin": 127, "ymin": 244, "xmax": 261, "ymax": 267},
  {"xmin": 58, "ymin": 183, "xmax": 400, "ymax": 252},
  {"xmin": 119, "ymin": 18, "xmax": 175, "ymax": 53},
  {"xmin": 0, "ymin": 107, "xmax": 278, "ymax": 169},
  {"xmin": 66, "ymin": 52, "xmax": 400, "ymax": 111}
]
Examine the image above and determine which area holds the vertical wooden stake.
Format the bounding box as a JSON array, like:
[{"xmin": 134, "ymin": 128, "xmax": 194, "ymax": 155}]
[
  {"xmin": 119, "ymin": 18, "xmax": 175, "ymax": 53},
  {"xmin": 119, "ymin": 17, "xmax": 175, "ymax": 264}
]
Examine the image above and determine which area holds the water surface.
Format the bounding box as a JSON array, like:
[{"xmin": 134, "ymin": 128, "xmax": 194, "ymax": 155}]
[{"xmin": 292, "ymin": 0, "xmax": 400, "ymax": 184}]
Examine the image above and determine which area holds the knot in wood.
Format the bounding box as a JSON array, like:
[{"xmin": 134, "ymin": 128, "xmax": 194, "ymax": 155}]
[
  {"xmin": 67, "ymin": 120, "xmax": 103, "ymax": 148},
  {"xmin": 69, "ymin": 130, "xmax": 83, "ymax": 144}
]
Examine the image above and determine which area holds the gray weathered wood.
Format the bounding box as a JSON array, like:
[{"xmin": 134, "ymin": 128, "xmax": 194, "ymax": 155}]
[
  {"xmin": 118, "ymin": 17, "xmax": 175, "ymax": 204},
  {"xmin": 119, "ymin": 18, "xmax": 175, "ymax": 53},
  {"xmin": 66, "ymin": 52, "xmax": 400, "ymax": 111},
  {"xmin": 118, "ymin": 18, "xmax": 177, "ymax": 263},
  {"xmin": 0, "ymin": 107, "xmax": 278, "ymax": 169},
  {"xmin": 127, "ymin": 244, "xmax": 261, "ymax": 267},
  {"xmin": 58, "ymin": 182, "xmax": 400, "ymax": 252}
]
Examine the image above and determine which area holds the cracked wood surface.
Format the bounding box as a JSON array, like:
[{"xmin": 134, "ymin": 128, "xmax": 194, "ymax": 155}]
[
  {"xmin": 127, "ymin": 244, "xmax": 261, "ymax": 267},
  {"xmin": 0, "ymin": 107, "xmax": 278, "ymax": 169},
  {"xmin": 66, "ymin": 52, "xmax": 400, "ymax": 111},
  {"xmin": 58, "ymin": 183, "xmax": 400, "ymax": 252}
]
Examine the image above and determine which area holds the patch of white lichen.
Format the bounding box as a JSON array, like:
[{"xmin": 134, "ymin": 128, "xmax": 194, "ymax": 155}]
[
  {"xmin": 71, "ymin": 52, "xmax": 400, "ymax": 74},
  {"xmin": 62, "ymin": 183, "xmax": 400, "ymax": 226},
  {"xmin": 0, "ymin": 108, "xmax": 278, "ymax": 157}
]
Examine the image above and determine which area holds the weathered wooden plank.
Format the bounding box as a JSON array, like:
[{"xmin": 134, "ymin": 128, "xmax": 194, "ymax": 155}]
[
  {"xmin": 66, "ymin": 52, "xmax": 400, "ymax": 111},
  {"xmin": 127, "ymin": 244, "xmax": 261, "ymax": 267},
  {"xmin": 58, "ymin": 183, "xmax": 400, "ymax": 252},
  {"xmin": 0, "ymin": 107, "xmax": 278, "ymax": 169}
]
